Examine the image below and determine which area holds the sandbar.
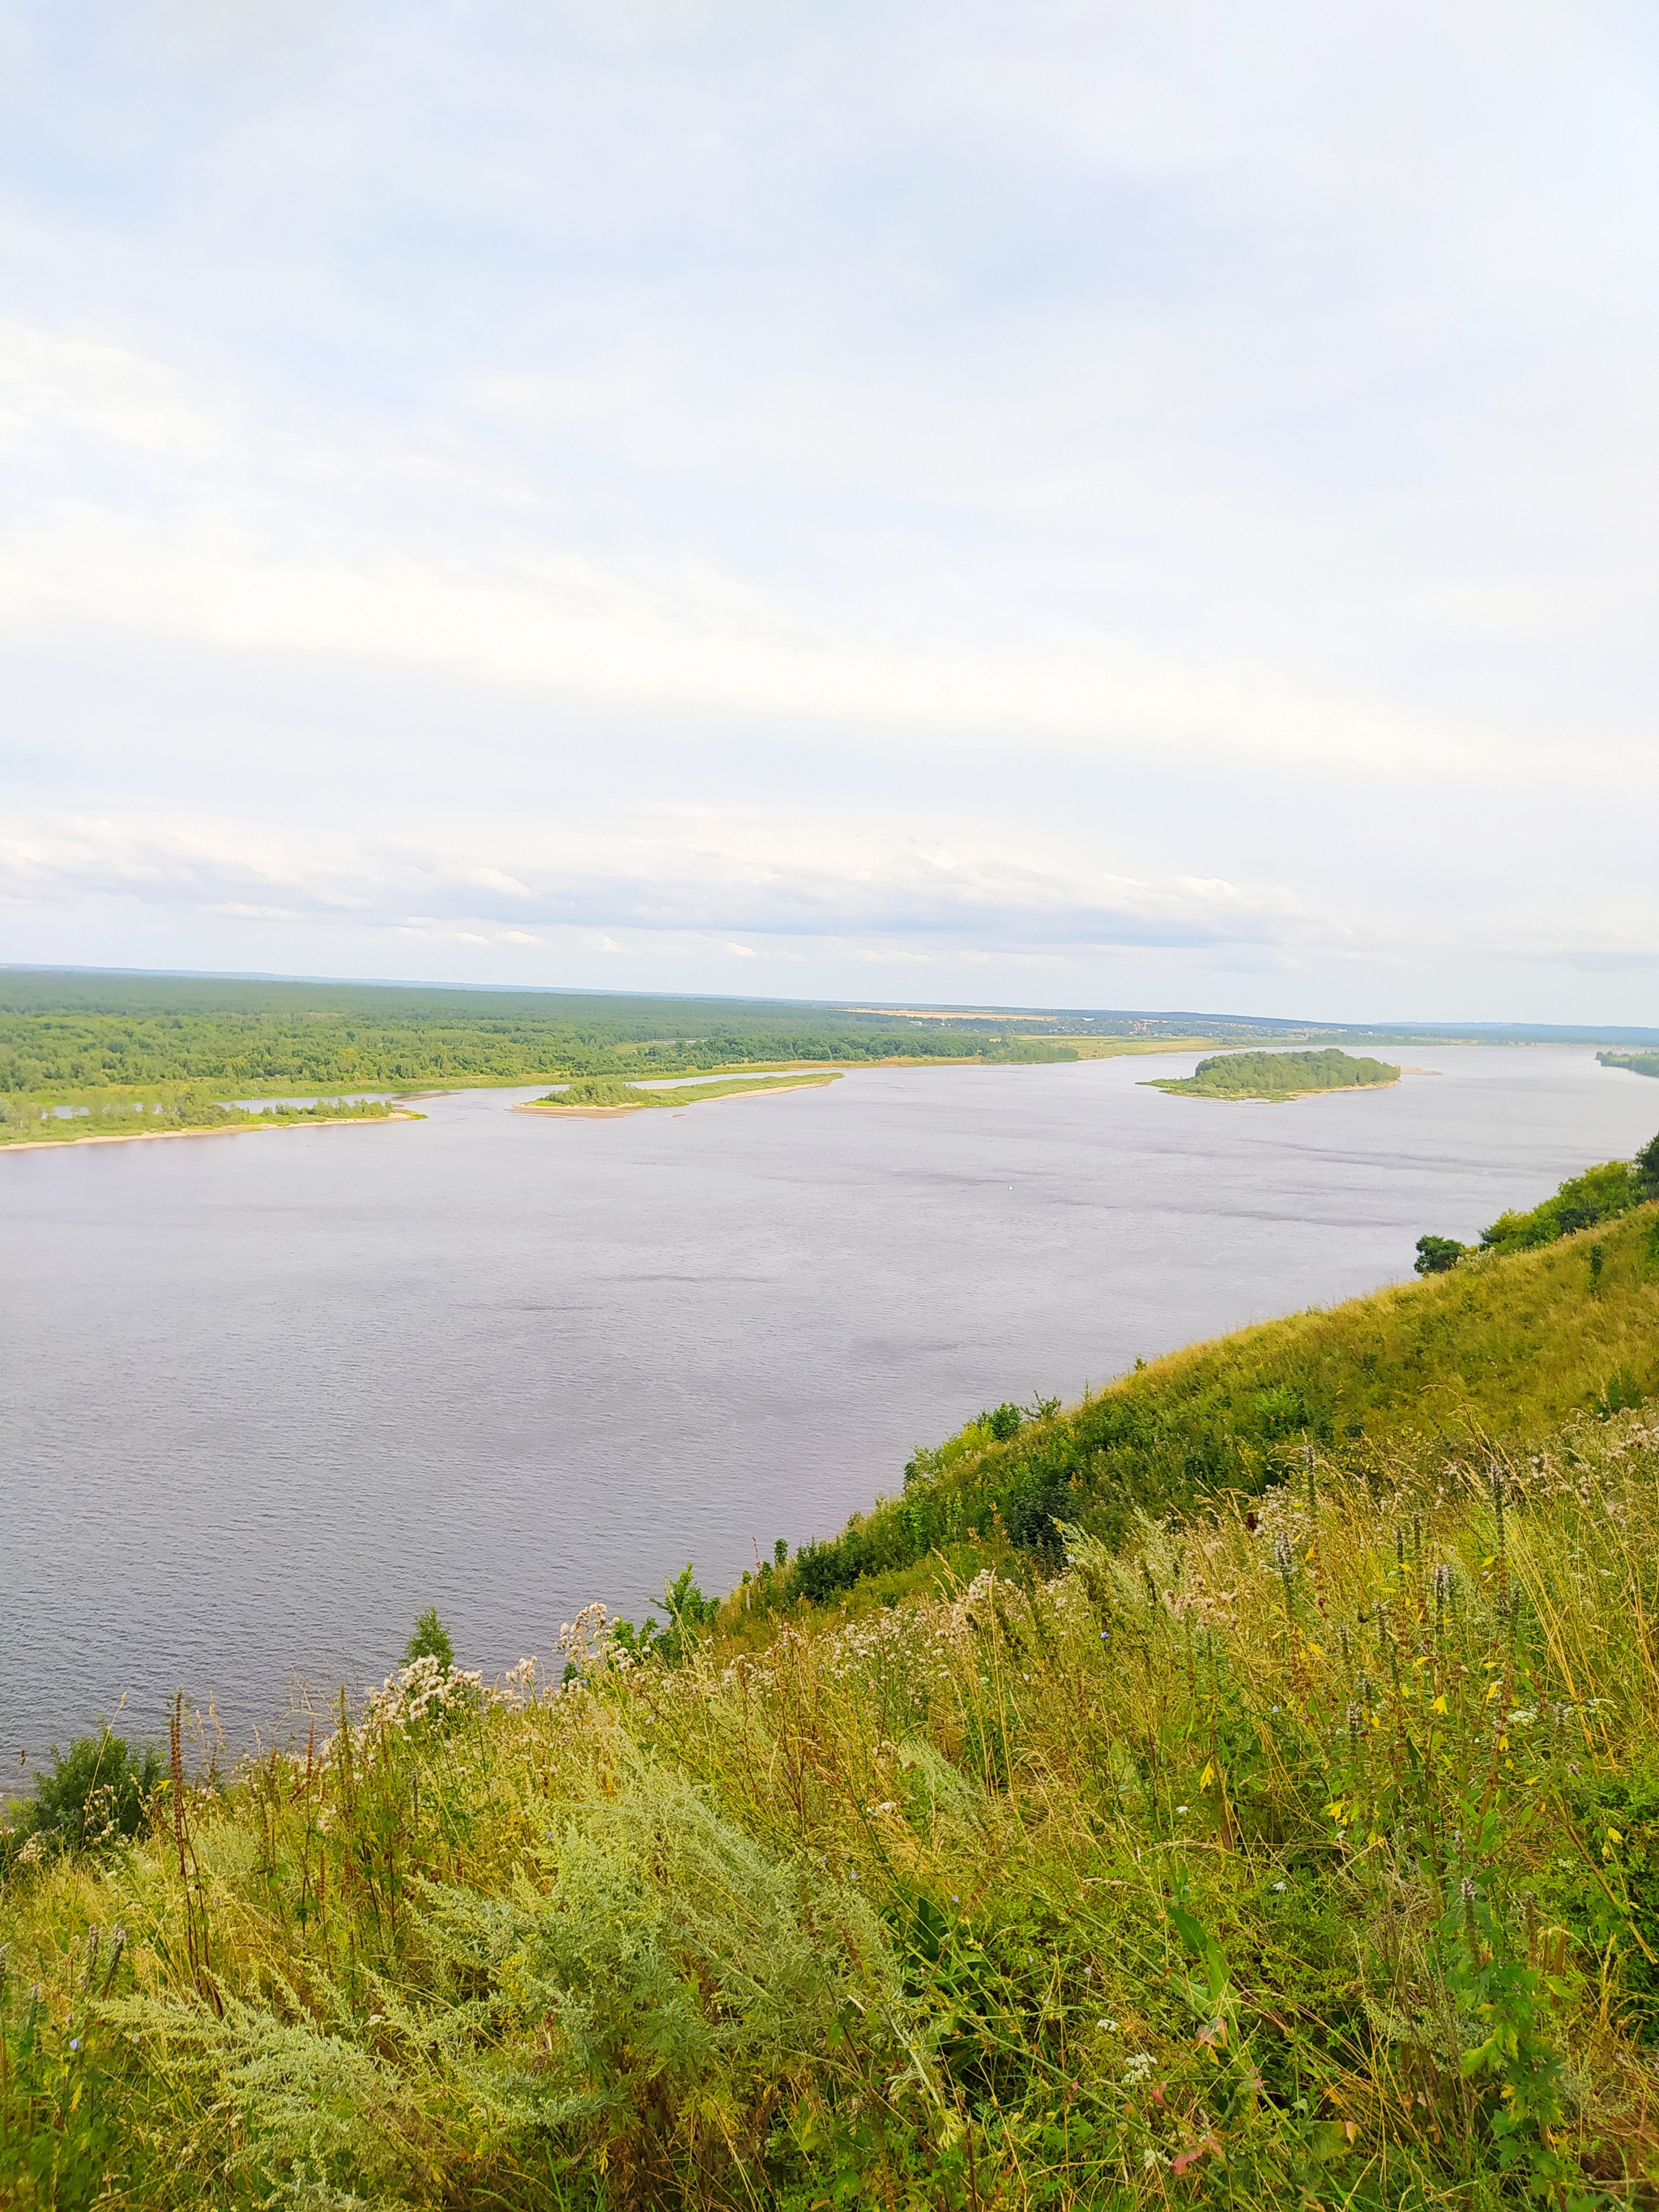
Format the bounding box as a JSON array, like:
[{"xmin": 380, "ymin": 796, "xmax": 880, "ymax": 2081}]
[
  {"xmin": 514, "ymin": 1077, "xmax": 837, "ymax": 1119},
  {"xmin": 1, "ymin": 1110, "xmax": 421, "ymax": 1155}
]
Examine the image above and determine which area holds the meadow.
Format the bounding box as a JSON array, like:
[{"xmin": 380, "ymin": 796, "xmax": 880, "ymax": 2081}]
[{"xmin": 6, "ymin": 1150, "xmax": 1659, "ymax": 2206}]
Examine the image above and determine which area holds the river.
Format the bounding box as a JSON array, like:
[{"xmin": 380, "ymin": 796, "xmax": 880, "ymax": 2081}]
[{"xmin": 2, "ymin": 1044, "xmax": 1655, "ymax": 1756}]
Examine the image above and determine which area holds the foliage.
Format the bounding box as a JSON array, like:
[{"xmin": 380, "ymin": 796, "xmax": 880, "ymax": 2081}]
[
  {"xmin": 0, "ymin": 1087, "xmax": 401, "ymax": 1148},
  {"xmin": 1599, "ymin": 1049, "xmax": 1659, "ymax": 1081},
  {"xmin": 0, "ymin": 973, "xmax": 1172, "ymax": 1100},
  {"xmin": 404, "ymin": 1607, "xmax": 455, "ymax": 1669},
  {"xmin": 1415, "ymin": 1233, "xmax": 1469, "ymax": 1274},
  {"xmin": 1479, "ymin": 1147, "xmax": 1657, "ymax": 1255},
  {"xmin": 1147, "ymin": 1046, "xmax": 1401, "ymax": 1101},
  {"xmin": 2, "ymin": 1729, "xmax": 164, "ymax": 1865}
]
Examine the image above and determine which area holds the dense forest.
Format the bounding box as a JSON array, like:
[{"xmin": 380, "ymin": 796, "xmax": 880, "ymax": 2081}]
[
  {"xmin": 0, "ymin": 971, "xmax": 1241, "ymax": 1096},
  {"xmin": 7, "ymin": 1144, "xmax": 1659, "ymax": 2204},
  {"xmin": 8, "ymin": 969, "xmax": 1649, "ymax": 1102}
]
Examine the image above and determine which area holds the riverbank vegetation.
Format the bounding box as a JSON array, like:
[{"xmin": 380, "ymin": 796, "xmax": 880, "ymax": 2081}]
[
  {"xmin": 1601, "ymin": 1051, "xmax": 1659, "ymax": 1081},
  {"xmin": 0, "ymin": 1089, "xmax": 405, "ymax": 1149},
  {"xmin": 7, "ymin": 1158, "xmax": 1659, "ymax": 2204},
  {"xmin": 525, "ymin": 1072, "xmax": 842, "ymax": 1114},
  {"xmin": 1145, "ymin": 1048, "xmax": 1401, "ymax": 1102},
  {"xmin": 1415, "ymin": 1135, "xmax": 1659, "ymax": 1275}
]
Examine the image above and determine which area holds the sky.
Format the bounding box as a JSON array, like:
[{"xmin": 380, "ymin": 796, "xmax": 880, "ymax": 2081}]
[{"xmin": 2, "ymin": 1, "xmax": 1657, "ymax": 1022}]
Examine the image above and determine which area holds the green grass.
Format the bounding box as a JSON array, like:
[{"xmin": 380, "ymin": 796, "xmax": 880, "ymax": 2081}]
[
  {"xmin": 11, "ymin": 1402, "xmax": 1659, "ymax": 2204},
  {"xmin": 1145, "ymin": 1047, "xmax": 1401, "ymax": 1102}
]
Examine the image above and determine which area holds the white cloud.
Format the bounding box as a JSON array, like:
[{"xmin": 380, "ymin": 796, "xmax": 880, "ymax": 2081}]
[{"xmin": 1, "ymin": 2, "xmax": 1657, "ymax": 1015}]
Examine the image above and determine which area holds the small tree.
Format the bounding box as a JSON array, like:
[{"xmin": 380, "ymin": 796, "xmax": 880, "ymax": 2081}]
[
  {"xmin": 406, "ymin": 1607, "xmax": 455, "ymax": 1669},
  {"xmin": 1414, "ymin": 1234, "xmax": 1467, "ymax": 1276}
]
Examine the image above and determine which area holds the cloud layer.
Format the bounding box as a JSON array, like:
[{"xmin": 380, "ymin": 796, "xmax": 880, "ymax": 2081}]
[{"xmin": 2, "ymin": 2, "xmax": 1657, "ymax": 1016}]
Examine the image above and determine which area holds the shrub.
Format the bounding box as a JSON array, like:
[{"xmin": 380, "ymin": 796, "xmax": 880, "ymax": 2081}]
[
  {"xmin": 405, "ymin": 1606, "xmax": 455, "ymax": 1668},
  {"xmin": 4, "ymin": 1728, "xmax": 162, "ymax": 1861},
  {"xmin": 1414, "ymin": 1233, "xmax": 1466, "ymax": 1274}
]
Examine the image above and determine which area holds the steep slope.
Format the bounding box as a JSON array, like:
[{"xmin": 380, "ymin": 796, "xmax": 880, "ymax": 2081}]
[{"xmin": 770, "ymin": 1200, "xmax": 1659, "ymax": 1607}]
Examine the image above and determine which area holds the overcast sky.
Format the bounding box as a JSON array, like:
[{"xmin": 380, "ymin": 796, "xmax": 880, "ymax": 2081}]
[{"xmin": 2, "ymin": 2, "xmax": 1657, "ymax": 1021}]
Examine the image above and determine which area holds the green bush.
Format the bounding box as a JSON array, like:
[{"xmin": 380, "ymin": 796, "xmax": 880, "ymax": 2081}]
[
  {"xmin": 405, "ymin": 1605, "xmax": 456, "ymax": 1668},
  {"xmin": 4, "ymin": 1729, "xmax": 162, "ymax": 1862},
  {"xmin": 1414, "ymin": 1232, "xmax": 1467, "ymax": 1275}
]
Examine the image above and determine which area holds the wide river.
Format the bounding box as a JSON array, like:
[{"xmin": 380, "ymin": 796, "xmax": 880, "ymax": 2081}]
[{"xmin": 3, "ymin": 1045, "xmax": 1657, "ymax": 1756}]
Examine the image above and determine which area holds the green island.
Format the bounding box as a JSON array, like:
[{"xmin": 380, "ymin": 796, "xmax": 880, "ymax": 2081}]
[
  {"xmin": 522, "ymin": 1072, "xmax": 843, "ymax": 1115},
  {"xmin": 6, "ymin": 1132, "xmax": 1659, "ymax": 2206},
  {"xmin": 1146, "ymin": 1045, "xmax": 1402, "ymax": 1102},
  {"xmin": 0, "ymin": 1088, "xmax": 410, "ymax": 1149},
  {"xmin": 1601, "ymin": 1048, "xmax": 1659, "ymax": 1081}
]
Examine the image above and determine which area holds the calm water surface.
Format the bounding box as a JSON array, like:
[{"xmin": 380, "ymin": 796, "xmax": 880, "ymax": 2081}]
[{"xmin": 3, "ymin": 1046, "xmax": 1657, "ymax": 1754}]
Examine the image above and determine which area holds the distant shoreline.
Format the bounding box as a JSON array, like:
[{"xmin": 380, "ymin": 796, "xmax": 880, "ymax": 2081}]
[{"xmin": 1, "ymin": 1110, "xmax": 422, "ymax": 1155}]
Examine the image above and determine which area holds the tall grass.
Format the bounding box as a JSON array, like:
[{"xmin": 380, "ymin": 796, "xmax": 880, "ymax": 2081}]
[{"xmin": 11, "ymin": 1412, "xmax": 1659, "ymax": 2205}]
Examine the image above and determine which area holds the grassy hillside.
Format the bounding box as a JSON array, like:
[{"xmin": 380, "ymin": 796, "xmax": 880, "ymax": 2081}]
[
  {"xmin": 9, "ymin": 1405, "xmax": 1659, "ymax": 2204},
  {"xmin": 749, "ymin": 1200, "xmax": 1659, "ymax": 1618}
]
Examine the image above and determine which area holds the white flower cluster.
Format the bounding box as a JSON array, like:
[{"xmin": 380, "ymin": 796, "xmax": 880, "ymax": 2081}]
[
  {"xmin": 557, "ymin": 1600, "xmax": 631, "ymax": 1677},
  {"xmin": 365, "ymin": 1653, "xmax": 483, "ymax": 1736},
  {"xmin": 490, "ymin": 1656, "xmax": 544, "ymax": 1709}
]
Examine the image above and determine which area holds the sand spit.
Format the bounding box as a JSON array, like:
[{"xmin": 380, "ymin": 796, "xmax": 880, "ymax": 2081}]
[
  {"xmin": 1, "ymin": 1110, "xmax": 422, "ymax": 1155},
  {"xmin": 514, "ymin": 1078, "xmax": 835, "ymax": 1119}
]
